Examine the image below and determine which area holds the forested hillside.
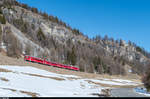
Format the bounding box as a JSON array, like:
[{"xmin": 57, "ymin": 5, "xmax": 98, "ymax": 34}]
[{"xmin": 0, "ymin": 0, "xmax": 150, "ymax": 75}]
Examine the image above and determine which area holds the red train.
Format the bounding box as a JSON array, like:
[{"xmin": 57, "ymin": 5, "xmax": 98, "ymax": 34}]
[{"xmin": 24, "ymin": 55, "xmax": 79, "ymax": 71}]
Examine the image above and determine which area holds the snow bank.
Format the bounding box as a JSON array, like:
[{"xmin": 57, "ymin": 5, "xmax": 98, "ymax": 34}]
[
  {"xmin": 111, "ymin": 79, "xmax": 141, "ymax": 85},
  {"xmin": 87, "ymin": 79, "xmax": 126, "ymax": 86},
  {"xmin": 0, "ymin": 65, "xmax": 102, "ymax": 97},
  {"xmin": 0, "ymin": 65, "xmax": 79, "ymax": 78},
  {"xmin": 0, "ymin": 65, "xmax": 141, "ymax": 97},
  {"xmin": 0, "ymin": 88, "xmax": 30, "ymax": 97},
  {"xmin": 85, "ymin": 78, "xmax": 141, "ymax": 86}
]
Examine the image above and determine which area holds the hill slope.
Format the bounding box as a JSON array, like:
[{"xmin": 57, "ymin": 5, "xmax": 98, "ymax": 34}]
[
  {"xmin": 0, "ymin": 52, "xmax": 143, "ymax": 97},
  {"xmin": 0, "ymin": 0, "xmax": 149, "ymax": 76}
]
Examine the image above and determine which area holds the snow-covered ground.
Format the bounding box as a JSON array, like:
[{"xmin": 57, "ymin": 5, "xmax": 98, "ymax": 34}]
[
  {"xmin": 88, "ymin": 79, "xmax": 141, "ymax": 86},
  {"xmin": 136, "ymin": 92, "xmax": 150, "ymax": 96},
  {"xmin": 0, "ymin": 65, "xmax": 142, "ymax": 97}
]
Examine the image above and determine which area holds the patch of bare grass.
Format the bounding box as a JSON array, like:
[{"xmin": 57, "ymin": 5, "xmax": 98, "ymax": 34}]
[
  {"xmin": 20, "ymin": 90, "xmax": 39, "ymax": 97},
  {"xmin": 0, "ymin": 68, "xmax": 12, "ymax": 72},
  {"xmin": 22, "ymin": 72, "xmax": 65, "ymax": 81},
  {"xmin": 0, "ymin": 77, "xmax": 9, "ymax": 82},
  {"xmin": 0, "ymin": 87, "xmax": 39, "ymax": 97},
  {"xmin": 0, "ymin": 87, "xmax": 17, "ymax": 92}
]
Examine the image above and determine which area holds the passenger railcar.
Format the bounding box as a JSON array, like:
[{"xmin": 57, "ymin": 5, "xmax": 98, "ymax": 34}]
[{"xmin": 24, "ymin": 55, "xmax": 79, "ymax": 71}]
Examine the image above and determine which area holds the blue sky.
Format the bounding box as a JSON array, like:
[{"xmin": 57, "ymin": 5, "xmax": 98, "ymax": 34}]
[{"xmin": 17, "ymin": 0, "xmax": 150, "ymax": 52}]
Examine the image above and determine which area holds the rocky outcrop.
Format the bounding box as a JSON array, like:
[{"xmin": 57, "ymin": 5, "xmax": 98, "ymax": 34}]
[{"xmin": 0, "ymin": 0, "xmax": 149, "ymax": 75}]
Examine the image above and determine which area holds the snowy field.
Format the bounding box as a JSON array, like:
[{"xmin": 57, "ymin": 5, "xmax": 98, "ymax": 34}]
[{"xmin": 0, "ymin": 65, "xmax": 142, "ymax": 97}]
